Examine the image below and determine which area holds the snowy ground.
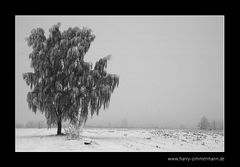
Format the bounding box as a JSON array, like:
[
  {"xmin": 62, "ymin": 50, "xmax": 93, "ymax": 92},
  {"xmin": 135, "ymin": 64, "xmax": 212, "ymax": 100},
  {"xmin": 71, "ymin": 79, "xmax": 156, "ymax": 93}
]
[{"xmin": 15, "ymin": 128, "xmax": 224, "ymax": 152}]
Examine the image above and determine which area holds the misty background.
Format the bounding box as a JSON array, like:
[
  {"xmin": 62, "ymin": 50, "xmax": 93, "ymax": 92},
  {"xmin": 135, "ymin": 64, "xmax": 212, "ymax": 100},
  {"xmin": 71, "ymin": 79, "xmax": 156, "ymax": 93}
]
[{"xmin": 15, "ymin": 16, "xmax": 224, "ymax": 129}]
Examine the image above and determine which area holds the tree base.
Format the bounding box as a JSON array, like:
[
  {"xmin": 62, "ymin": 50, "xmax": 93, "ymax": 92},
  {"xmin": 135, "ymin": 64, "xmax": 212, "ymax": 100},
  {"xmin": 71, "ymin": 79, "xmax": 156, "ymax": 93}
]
[
  {"xmin": 65, "ymin": 123, "xmax": 84, "ymax": 140},
  {"xmin": 56, "ymin": 133, "xmax": 65, "ymax": 136}
]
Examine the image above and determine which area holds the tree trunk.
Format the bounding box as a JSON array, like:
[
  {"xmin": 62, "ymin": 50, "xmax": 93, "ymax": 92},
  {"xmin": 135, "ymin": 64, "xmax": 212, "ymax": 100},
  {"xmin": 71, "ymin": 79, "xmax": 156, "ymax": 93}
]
[
  {"xmin": 57, "ymin": 117, "xmax": 62, "ymax": 135},
  {"xmin": 75, "ymin": 114, "xmax": 86, "ymax": 138}
]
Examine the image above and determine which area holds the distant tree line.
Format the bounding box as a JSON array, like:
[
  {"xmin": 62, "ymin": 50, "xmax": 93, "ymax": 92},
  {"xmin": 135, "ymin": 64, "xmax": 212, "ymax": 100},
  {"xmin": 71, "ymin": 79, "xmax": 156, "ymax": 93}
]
[
  {"xmin": 198, "ymin": 116, "xmax": 223, "ymax": 130},
  {"xmin": 16, "ymin": 117, "xmax": 223, "ymax": 130},
  {"xmin": 15, "ymin": 120, "xmax": 69, "ymax": 129}
]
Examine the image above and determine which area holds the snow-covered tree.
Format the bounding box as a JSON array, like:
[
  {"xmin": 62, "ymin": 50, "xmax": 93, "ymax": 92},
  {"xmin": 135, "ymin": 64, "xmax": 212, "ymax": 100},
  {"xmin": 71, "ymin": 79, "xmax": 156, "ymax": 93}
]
[
  {"xmin": 198, "ymin": 116, "xmax": 210, "ymax": 130},
  {"xmin": 23, "ymin": 23, "xmax": 119, "ymax": 135}
]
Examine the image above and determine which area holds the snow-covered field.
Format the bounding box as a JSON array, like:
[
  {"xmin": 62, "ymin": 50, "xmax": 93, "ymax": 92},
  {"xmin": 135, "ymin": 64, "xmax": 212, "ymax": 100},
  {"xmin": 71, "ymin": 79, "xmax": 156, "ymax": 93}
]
[{"xmin": 15, "ymin": 128, "xmax": 224, "ymax": 152}]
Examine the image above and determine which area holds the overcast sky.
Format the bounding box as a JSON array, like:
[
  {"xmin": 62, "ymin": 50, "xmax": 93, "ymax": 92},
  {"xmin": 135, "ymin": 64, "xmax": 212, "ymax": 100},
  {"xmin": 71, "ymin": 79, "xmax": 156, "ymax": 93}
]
[{"xmin": 15, "ymin": 16, "xmax": 224, "ymax": 128}]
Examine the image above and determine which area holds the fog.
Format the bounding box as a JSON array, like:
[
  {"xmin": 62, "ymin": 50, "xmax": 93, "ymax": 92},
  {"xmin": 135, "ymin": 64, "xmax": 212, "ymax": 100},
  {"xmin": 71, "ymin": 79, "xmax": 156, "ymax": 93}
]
[{"xmin": 15, "ymin": 16, "xmax": 224, "ymax": 128}]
